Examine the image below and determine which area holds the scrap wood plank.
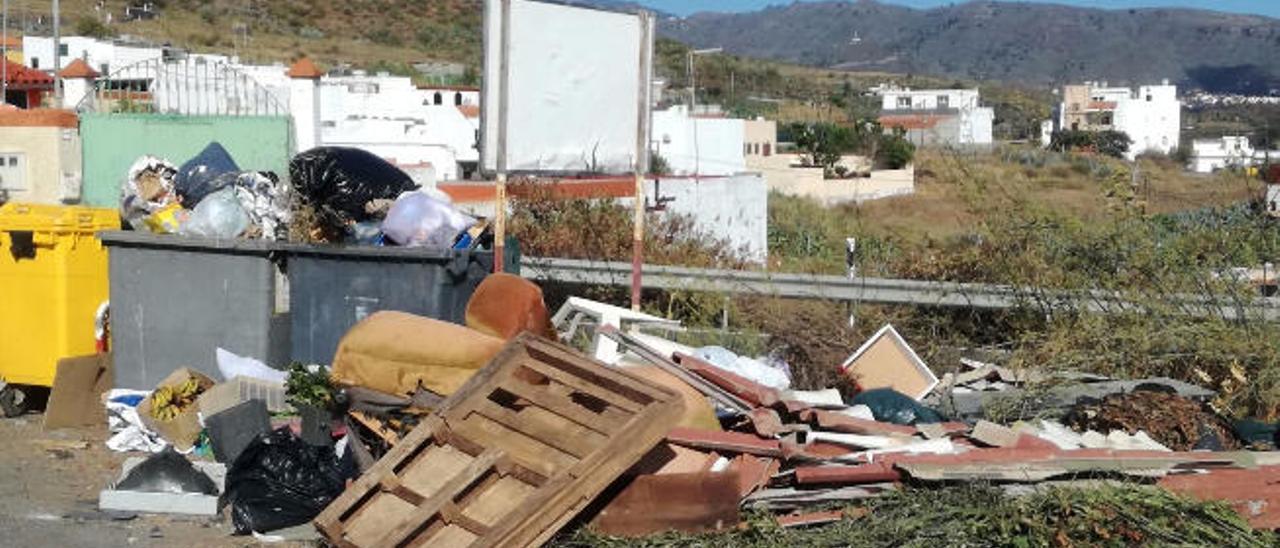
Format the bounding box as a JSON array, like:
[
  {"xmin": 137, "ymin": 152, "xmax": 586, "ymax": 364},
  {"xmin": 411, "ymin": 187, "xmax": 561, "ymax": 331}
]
[
  {"xmin": 314, "ymin": 334, "xmax": 685, "ymax": 548},
  {"xmin": 591, "ymin": 472, "xmax": 742, "ymax": 537}
]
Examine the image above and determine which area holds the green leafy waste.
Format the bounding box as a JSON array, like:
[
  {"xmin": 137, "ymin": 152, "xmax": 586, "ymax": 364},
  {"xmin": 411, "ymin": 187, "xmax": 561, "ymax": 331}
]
[
  {"xmin": 555, "ymin": 486, "xmax": 1275, "ymax": 548},
  {"xmin": 284, "ymin": 363, "xmax": 337, "ymax": 410}
]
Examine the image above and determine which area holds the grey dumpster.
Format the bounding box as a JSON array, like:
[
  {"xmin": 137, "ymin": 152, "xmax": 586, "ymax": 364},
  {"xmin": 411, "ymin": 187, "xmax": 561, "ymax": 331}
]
[
  {"xmin": 283, "ymin": 244, "xmax": 511, "ymax": 365},
  {"xmin": 99, "ymin": 232, "xmax": 289, "ymax": 389}
]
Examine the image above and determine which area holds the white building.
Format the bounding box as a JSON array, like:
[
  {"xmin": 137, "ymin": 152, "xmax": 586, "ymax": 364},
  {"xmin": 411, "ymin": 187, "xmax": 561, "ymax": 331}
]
[
  {"xmin": 1188, "ymin": 136, "xmax": 1278, "ymax": 174},
  {"xmin": 651, "ymin": 105, "xmax": 746, "ymax": 176},
  {"xmin": 877, "ymin": 88, "xmax": 994, "ymax": 147},
  {"xmin": 417, "ymin": 85, "xmax": 479, "ymax": 107},
  {"xmin": 1055, "ymin": 81, "xmax": 1181, "ymax": 160}
]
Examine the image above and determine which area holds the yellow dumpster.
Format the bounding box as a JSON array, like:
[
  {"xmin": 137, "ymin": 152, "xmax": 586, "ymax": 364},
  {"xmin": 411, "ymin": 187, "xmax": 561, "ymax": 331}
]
[{"xmin": 0, "ymin": 203, "xmax": 118, "ymax": 416}]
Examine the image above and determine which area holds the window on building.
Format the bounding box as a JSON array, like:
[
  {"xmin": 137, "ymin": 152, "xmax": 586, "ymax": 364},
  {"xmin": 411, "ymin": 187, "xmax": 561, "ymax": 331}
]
[
  {"xmin": 0, "ymin": 153, "xmax": 26, "ymax": 191},
  {"xmin": 744, "ymin": 144, "xmax": 750, "ymax": 155},
  {"xmin": 763, "ymin": 143, "xmax": 772, "ymax": 157},
  {"xmin": 454, "ymin": 93, "xmax": 463, "ymax": 106},
  {"xmin": 896, "ymin": 96, "xmax": 911, "ymax": 109},
  {"xmin": 100, "ymin": 63, "xmax": 110, "ymax": 76},
  {"xmin": 433, "ymin": 92, "xmax": 443, "ymax": 105},
  {"xmin": 30, "ymin": 57, "xmax": 38, "ymax": 69},
  {"xmin": 1146, "ymin": 94, "xmax": 1153, "ymax": 102},
  {"xmin": 58, "ymin": 44, "xmax": 68, "ymax": 56},
  {"xmin": 937, "ymin": 95, "xmax": 950, "ymax": 109}
]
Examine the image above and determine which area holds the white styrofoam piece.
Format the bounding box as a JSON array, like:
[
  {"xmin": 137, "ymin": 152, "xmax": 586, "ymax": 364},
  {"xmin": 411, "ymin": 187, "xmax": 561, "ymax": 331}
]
[
  {"xmin": 780, "ymin": 389, "xmax": 845, "ymax": 408},
  {"xmin": 98, "ymin": 490, "xmax": 219, "ymax": 516},
  {"xmin": 809, "ymin": 431, "xmax": 904, "ymax": 450}
]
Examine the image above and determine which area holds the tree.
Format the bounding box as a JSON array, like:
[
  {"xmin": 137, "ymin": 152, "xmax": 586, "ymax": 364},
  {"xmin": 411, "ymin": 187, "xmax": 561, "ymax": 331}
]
[
  {"xmin": 1050, "ymin": 130, "xmax": 1131, "ymax": 159},
  {"xmin": 75, "ymin": 16, "xmax": 115, "ymax": 39},
  {"xmin": 876, "ymin": 131, "xmax": 916, "ymax": 169},
  {"xmin": 792, "ymin": 122, "xmax": 853, "ymax": 177}
]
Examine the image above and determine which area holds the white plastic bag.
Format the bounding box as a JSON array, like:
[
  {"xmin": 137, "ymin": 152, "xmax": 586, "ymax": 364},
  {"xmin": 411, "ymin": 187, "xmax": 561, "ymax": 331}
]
[
  {"xmin": 381, "ymin": 191, "xmax": 474, "ymax": 248},
  {"xmin": 216, "ymin": 348, "xmax": 287, "ymax": 385},
  {"xmin": 178, "ymin": 187, "xmax": 251, "ymax": 239},
  {"xmin": 694, "ymin": 346, "xmax": 792, "ymax": 390}
]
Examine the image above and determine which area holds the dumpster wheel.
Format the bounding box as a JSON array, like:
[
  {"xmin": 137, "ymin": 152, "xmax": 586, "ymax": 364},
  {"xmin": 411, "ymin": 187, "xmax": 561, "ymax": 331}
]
[{"xmin": 0, "ymin": 384, "xmax": 29, "ymax": 417}]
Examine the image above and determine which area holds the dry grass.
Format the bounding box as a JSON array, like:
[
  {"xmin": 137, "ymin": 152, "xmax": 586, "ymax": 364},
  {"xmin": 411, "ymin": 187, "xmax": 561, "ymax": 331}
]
[{"xmin": 849, "ymin": 147, "xmax": 1259, "ymax": 245}]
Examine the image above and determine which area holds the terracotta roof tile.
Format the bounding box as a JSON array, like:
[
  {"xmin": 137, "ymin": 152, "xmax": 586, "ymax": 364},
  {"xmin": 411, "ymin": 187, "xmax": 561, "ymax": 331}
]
[
  {"xmin": 456, "ymin": 104, "xmax": 480, "ymax": 119},
  {"xmin": 59, "ymin": 58, "xmax": 100, "ymax": 79},
  {"xmin": 286, "ymin": 57, "xmax": 324, "ymax": 79},
  {"xmin": 0, "ymin": 108, "xmax": 78, "ymax": 128},
  {"xmin": 1, "ymin": 61, "xmax": 53, "ymax": 88}
]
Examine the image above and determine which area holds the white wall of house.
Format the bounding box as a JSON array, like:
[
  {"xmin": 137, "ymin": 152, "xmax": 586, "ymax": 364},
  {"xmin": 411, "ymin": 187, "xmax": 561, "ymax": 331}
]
[
  {"xmin": 880, "ymin": 89, "xmax": 982, "ymax": 111},
  {"xmin": 652, "ymin": 105, "xmax": 746, "ymax": 176},
  {"xmin": 878, "ymin": 88, "xmax": 993, "ymax": 146},
  {"xmin": 418, "ymin": 86, "xmax": 479, "ymax": 107},
  {"xmin": 1053, "ymin": 82, "xmax": 1181, "ymax": 160},
  {"xmin": 645, "ymin": 174, "xmax": 768, "ymax": 263}
]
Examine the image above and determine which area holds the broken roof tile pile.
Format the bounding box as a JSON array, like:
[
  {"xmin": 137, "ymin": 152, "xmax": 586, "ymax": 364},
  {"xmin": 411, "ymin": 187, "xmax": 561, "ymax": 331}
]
[{"xmin": 557, "ymin": 314, "xmax": 1280, "ymax": 537}]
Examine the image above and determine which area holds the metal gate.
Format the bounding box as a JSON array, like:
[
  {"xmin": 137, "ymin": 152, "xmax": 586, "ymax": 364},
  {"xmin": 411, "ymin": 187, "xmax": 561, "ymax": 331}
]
[{"xmin": 77, "ymin": 57, "xmax": 293, "ymax": 207}]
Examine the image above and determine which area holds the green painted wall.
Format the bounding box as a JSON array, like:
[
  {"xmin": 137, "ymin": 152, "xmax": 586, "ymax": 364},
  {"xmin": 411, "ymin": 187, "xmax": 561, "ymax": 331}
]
[{"xmin": 80, "ymin": 114, "xmax": 291, "ymax": 207}]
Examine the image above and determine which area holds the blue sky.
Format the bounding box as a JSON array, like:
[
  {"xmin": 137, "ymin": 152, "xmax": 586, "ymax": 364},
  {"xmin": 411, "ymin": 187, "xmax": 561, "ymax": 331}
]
[{"xmin": 634, "ymin": 0, "xmax": 1280, "ymax": 18}]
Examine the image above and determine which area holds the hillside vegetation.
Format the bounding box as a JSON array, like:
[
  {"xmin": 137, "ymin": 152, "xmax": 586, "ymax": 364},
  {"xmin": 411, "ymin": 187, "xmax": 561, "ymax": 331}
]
[{"xmin": 663, "ymin": 0, "xmax": 1280, "ymax": 94}]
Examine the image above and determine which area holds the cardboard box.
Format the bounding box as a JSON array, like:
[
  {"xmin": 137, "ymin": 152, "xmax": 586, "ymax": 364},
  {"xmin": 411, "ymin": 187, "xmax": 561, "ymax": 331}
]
[
  {"xmin": 44, "ymin": 353, "xmax": 114, "ymax": 430},
  {"xmin": 137, "ymin": 368, "xmax": 216, "ymax": 451}
]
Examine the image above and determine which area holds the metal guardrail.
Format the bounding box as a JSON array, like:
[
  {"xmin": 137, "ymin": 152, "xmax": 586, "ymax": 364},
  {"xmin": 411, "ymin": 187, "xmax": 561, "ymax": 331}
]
[{"xmin": 519, "ymin": 257, "xmax": 1280, "ymax": 322}]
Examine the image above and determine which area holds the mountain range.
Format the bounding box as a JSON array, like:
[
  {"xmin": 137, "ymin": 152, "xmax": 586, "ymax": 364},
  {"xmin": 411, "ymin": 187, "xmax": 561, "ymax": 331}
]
[{"xmin": 655, "ymin": 0, "xmax": 1280, "ymax": 94}]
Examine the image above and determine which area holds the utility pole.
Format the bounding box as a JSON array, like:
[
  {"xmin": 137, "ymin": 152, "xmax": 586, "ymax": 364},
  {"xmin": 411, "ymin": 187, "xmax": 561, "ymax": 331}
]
[
  {"xmin": 3, "ymin": 0, "xmax": 8, "ymax": 105},
  {"xmin": 52, "ymin": 0, "xmax": 61, "ymax": 105}
]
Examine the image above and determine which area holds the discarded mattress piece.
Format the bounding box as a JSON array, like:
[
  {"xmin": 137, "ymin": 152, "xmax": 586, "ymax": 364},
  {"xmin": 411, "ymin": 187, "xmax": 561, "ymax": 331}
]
[
  {"xmin": 330, "ymin": 311, "xmax": 505, "ymax": 397},
  {"xmin": 841, "ymin": 324, "xmax": 939, "ymax": 400},
  {"xmin": 313, "ymin": 334, "xmax": 685, "ymax": 547}
]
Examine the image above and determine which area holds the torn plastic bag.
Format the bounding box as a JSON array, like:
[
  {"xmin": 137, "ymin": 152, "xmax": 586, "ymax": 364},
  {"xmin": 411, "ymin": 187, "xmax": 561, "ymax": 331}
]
[
  {"xmin": 115, "ymin": 448, "xmax": 219, "ymax": 494},
  {"xmin": 851, "ymin": 388, "xmax": 944, "ymax": 425},
  {"xmin": 232, "ymin": 171, "xmax": 290, "ymax": 241},
  {"xmin": 178, "ymin": 187, "xmax": 251, "ymax": 239},
  {"xmin": 120, "ymin": 155, "xmax": 179, "ymax": 231},
  {"xmin": 225, "ymin": 427, "xmax": 355, "ymax": 534},
  {"xmin": 289, "ymin": 147, "xmax": 418, "ymax": 237},
  {"xmin": 694, "ymin": 346, "xmax": 792, "ymax": 390},
  {"xmin": 175, "ymin": 142, "xmax": 241, "ymax": 206},
  {"xmin": 381, "ymin": 191, "xmax": 475, "ymax": 248}
]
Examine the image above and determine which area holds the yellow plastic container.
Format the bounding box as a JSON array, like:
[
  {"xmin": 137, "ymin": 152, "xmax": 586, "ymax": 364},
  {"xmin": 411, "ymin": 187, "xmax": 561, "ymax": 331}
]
[{"xmin": 0, "ymin": 203, "xmax": 118, "ymax": 388}]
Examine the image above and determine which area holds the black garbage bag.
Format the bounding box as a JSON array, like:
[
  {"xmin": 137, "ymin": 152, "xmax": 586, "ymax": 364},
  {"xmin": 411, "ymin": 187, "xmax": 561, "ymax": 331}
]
[
  {"xmin": 851, "ymin": 388, "xmax": 945, "ymax": 425},
  {"xmin": 224, "ymin": 427, "xmax": 356, "ymax": 534},
  {"xmin": 116, "ymin": 448, "xmax": 219, "ymax": 494},
  {"xmin": 289, "ymin": 147, "xmax": 417, "ymax": 236},
  {"xmin": 175, "ymin": 142, "xmax": 241, "ymax": 206}
]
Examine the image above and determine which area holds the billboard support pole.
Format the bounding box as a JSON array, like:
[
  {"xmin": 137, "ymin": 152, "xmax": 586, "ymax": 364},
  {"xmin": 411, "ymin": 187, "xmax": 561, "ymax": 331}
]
[
  {"xmin": 494, "ymin": 0, "xmax": 512, "ymax": 273},
  {"xmin": 631, "ymin": 11, "xmax": 653, "ymax": 311}
]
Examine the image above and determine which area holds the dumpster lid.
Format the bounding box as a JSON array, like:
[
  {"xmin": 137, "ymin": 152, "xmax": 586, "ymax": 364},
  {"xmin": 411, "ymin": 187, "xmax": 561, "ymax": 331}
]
[
  {"xmin": 0, "ymin": 203, "xmax": 120, "ymax": 233},
  {"xmin": 96, "ymin": 230, "xmax": 279, "ymax": 255},
  {"xmin": 277, "ymin": 242, "xmax": 467, "ymax": 260}
]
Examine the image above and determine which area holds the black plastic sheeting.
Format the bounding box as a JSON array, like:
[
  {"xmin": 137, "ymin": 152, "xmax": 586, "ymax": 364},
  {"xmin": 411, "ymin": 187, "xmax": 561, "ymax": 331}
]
[
  {"xmin": 224, "ymin": 427, "xmax": 356, "ymax": 534},
  {"xmin": 851, "ymin": 388, "xmax": 945, "ymax": 426},
  {"xmin": 115, "ymin": 448, "xmax": 219, "ymax": 495},
  {"xmin": 175, "ymin": 142, "xmax": 241, "ymax": 206},
  {"xmin": 289, "ymin": 147, "xmax": 418, "ymax": 238}
]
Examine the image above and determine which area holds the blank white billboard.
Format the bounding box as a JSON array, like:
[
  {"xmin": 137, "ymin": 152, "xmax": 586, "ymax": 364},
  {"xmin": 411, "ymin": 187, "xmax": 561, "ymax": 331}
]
[{"xmin": 482, "ymin": 0, "xmax": 653, "ymax": 174}]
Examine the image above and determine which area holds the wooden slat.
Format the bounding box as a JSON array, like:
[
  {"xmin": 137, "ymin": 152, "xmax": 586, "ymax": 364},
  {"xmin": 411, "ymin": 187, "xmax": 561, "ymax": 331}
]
[
  {"xmin": 379, "ymin": 448, "xmax": 504, "ymax": 547},
  {"xmin": 525, "ymin": 343, "xmax": 672, "ymax": 401},
  {"xmin": 313, "ymin": 416, "xmax": 446, "ymax": 534},
  {"xmin": 441, "ymin": 502, "xmax": 493, "ymax": 537},
  {"xmin": 316, "ymin": 335, "xmax": 687, "ymax": 548},
  {"xmin": 500, "ymin": 380, "xmax": 626, "ymax": 434},
  {"xmin": 450, "ymin": 414, "xmax": 577, "ymax": 479},
  {"xmin": 472, "ymin": 399, "xmax": 605, "ymax": 458},
  {"xmin": 520, "ymin": 359, "xmax": 643, "ymax": 413}
]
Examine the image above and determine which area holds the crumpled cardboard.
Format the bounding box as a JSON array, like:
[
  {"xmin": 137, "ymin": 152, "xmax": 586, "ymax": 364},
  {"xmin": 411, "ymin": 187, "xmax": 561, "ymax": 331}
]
[
  {"xmin": 137, "ymin": 368, "xmax": 216, "ymax": 451},
  {"xmin": 331, "ymin": 311, "xmax": 504, "ymax": 397}
]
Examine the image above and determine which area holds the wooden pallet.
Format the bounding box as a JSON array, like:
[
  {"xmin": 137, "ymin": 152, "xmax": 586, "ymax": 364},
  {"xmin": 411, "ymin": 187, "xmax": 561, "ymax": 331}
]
[{"xmin": 314, "ymin": 334, "xmax": 686, "ymax": 548}]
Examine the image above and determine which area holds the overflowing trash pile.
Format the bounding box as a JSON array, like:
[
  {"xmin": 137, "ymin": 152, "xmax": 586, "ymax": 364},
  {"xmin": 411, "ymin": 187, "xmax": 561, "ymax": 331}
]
[
  {"xmin": 118, "ymin": 144, "xmax": 483, "ymax": 249},
  {"xmin": 40, "ymin": 267, "xmax": 1280, "ymax": 546}
]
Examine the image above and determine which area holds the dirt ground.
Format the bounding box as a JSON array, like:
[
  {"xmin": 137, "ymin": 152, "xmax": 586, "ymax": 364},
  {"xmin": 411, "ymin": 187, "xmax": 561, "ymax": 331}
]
[{"xmin": 0, "ymin": 414, "xmax": 313, "ymax": 547}]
